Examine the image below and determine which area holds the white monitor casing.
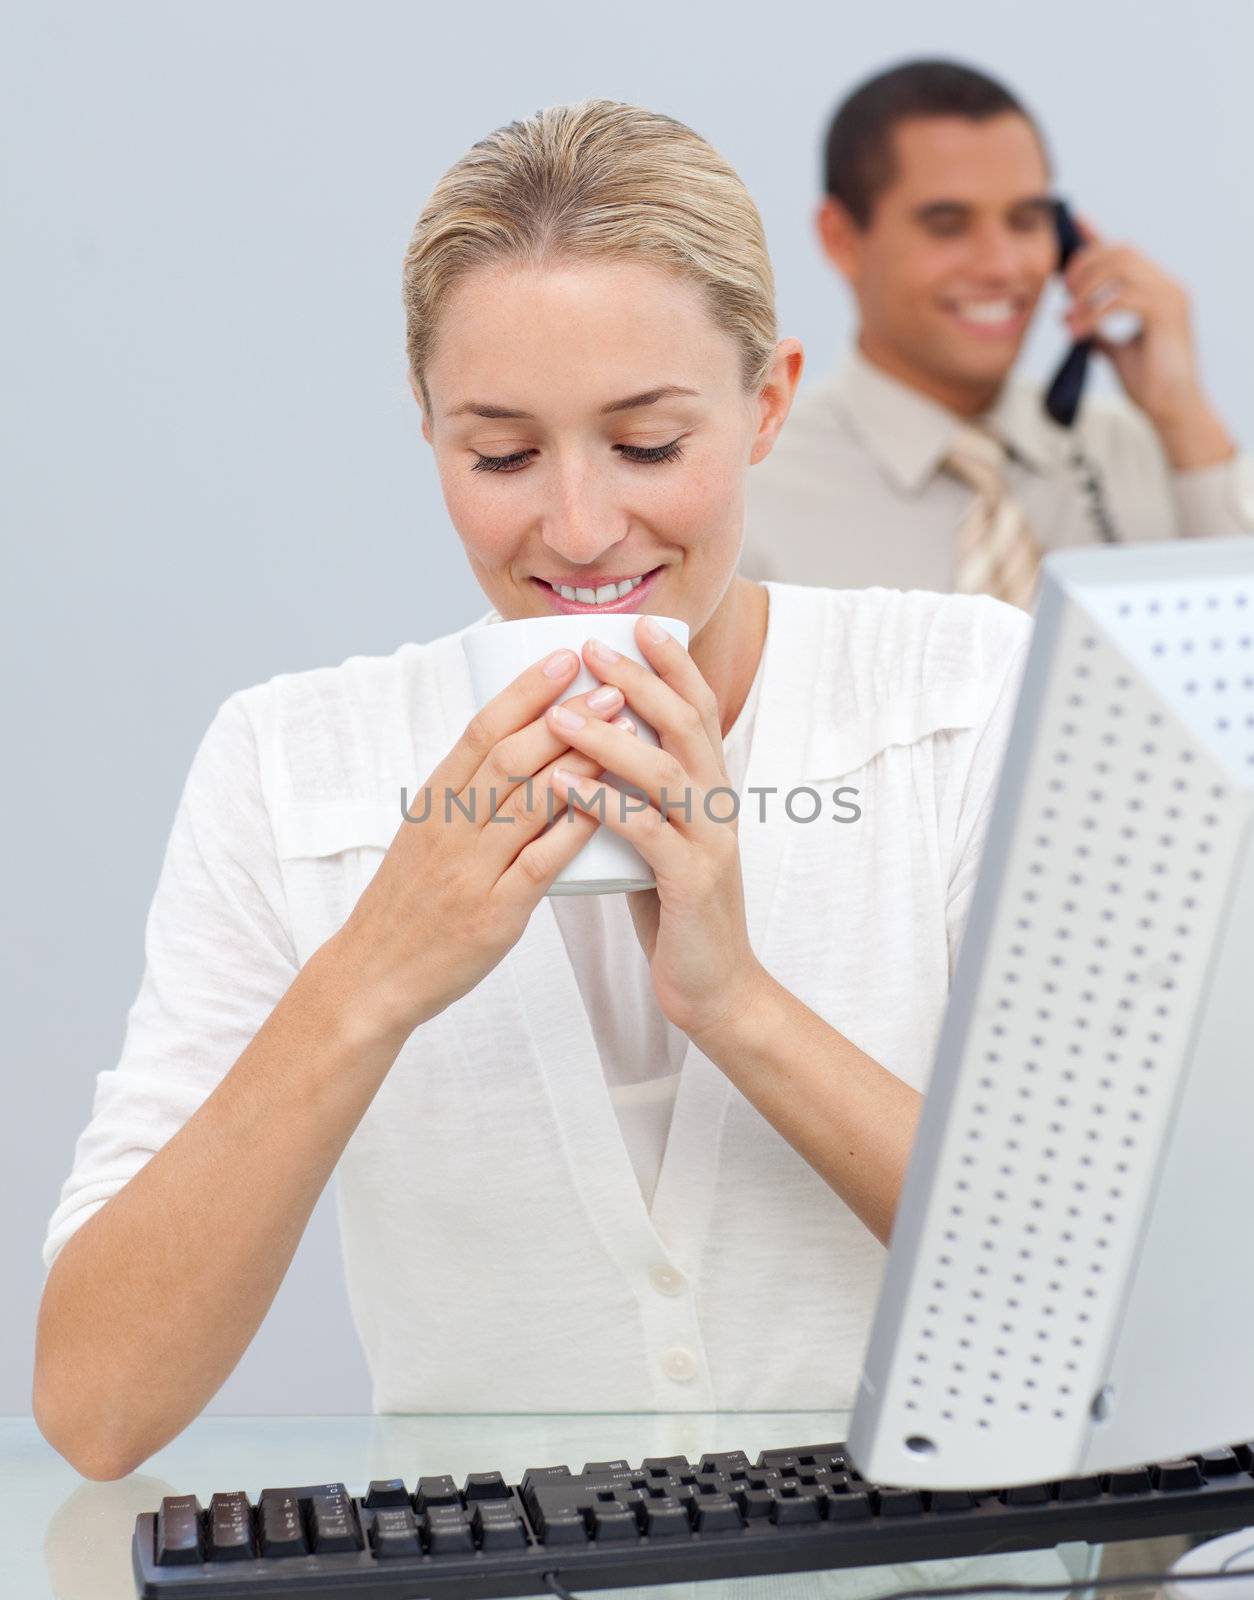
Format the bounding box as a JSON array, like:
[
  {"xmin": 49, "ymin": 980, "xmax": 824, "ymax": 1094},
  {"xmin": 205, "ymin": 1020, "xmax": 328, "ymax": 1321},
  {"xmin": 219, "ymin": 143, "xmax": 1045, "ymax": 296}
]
[{"xmin": 849, "ymin": 536, "xmax": 1254, "ymax": 1490}]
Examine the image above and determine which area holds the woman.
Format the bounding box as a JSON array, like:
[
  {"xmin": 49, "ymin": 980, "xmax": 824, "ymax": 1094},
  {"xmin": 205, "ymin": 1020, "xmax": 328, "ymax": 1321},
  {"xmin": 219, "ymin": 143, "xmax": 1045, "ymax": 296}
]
[{"xmin": 35, "ymin": 100, "xmax": 1030, "ymax": 1478}]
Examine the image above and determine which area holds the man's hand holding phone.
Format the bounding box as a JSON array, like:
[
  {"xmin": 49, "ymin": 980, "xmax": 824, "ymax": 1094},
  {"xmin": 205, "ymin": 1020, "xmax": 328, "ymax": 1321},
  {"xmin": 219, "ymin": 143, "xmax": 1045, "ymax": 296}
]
[{"xmin": 1061, "ymin": 214, "xmax": 1234, "ymax": 469}]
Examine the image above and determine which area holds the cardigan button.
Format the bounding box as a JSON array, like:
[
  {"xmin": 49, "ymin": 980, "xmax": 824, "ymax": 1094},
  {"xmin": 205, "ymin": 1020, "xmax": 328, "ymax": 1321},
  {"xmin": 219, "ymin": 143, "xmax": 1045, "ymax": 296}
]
[
  {"xmin": 648, "ymin": 1264, "xmax": 686, "ymax": 1297},
  {"xmin": 661, "ymin": 1347, "xmax": 697, "ymax": 1382}
]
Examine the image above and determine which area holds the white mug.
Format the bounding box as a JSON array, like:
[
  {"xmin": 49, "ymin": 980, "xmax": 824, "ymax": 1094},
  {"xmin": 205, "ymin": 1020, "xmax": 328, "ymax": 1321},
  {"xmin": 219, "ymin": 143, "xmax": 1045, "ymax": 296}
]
[{"xmin": 462, "ymin": 611, "xmax": 690, "ymax": 894}]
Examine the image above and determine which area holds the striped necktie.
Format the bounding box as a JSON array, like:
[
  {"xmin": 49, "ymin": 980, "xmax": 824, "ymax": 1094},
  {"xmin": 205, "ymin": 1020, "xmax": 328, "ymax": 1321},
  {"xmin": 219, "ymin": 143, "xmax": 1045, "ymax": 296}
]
[{"xmin": 943, "ymin": 424, "xmax": 1042, "ymax": 612}]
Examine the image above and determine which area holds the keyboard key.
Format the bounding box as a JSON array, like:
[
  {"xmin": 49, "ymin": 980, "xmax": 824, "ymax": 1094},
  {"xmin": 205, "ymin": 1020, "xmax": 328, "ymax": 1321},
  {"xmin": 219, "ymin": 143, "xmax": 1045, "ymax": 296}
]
[
  {"xmin": 731, "ymin": 1485, "xmax": 775, "ymax": 1520},
  {"xmin": 364, "ymin": 1478, "xmax": 410, "ymax": 1508},
  {"xmin": 826, "ymin": 1490, "xmax": 873, "ymax": 1520},
  {"xmin": 1105, "ymin": 1467, "xmax": 1152, "ymax": 1497},
  {"xmin": 473, "ymin": 1504, "xmax": 528, "ymax": 1550},
  {"xmin": 592, "ymin": 1504, "xmax": 638, "ymax": 1539},
  {"xmin": 644, "ymin": 1500, "xmax": 690, "ymax": 1536},
  {"xmin": 1003, "ymin": 1483, "xmax": 1053, "ymax": 1505},
  {"xmin": 259, "ymin": 1494, "xmax": 307, "ymax": 1558},
  {"xmin": 522, "ymin": 1465, "xmax": 573, "ymax": 1496},
  {"xmin": 206, "ymin": 1492, "xmax": 253, "ymax": 1561},
  {"xmin": 416, "ymin": 1474, "xmax": 462, "ymax": 1510},
  {"xmin": 463, "ymin": 1470, "xmax": 510, "ymax": 1501},
  {"xmin": 1156, "ymin": 1460, "xmax": 1206, "ymax": 1491},
  {"xmin": 931, "ymin": 1489, "xmax": 976, "ymax": 1513},
  {"xmin": 536, "ymin": 1507, "xmax": 588, "ymax": 1545},
  {"xmin": 642, "ymin": 1454, "xmax": 690, "ymax": 1477},
  {"xmin": 259, "ymin": 1482, "xmax": 347, "ymax": 1505},
  {"xmin": 583, "ymin": 1459, "xmax": 631, "ymax": 1477},
  {"xmin": 310, "ymin": 1489, "xmax": 362, "ymax": 1553},
  {"xmin": 670, "ymin": 1482, "xmax": 699, "ymax": 1512},
  {"xmin": 879, "ymin": 1488, "xmax": 927, "ymax": 1516},
  {"xmin": 757, "ymin": 1444, "xmax": 844, "ymax": 1470},
  {"xmin": 700, "ymin": 1451, "xmax": 751, "ymax": 1475},
  {"xmin": 694, "ymin": 1493, "xmax": 743, "ymax": 1532},
  {"xmin": 156, "ymin": 1495, "xmax": 204, "ymax": 1566},
  {"xmin": 370, "ymin": 1506, "xmax": 421, "ymax": 1559},
  {"xmin": 1057, "ymin": 1475, "xmax": 1104, "ymax": 1501},
  {"xmin": 426, "ymin": 1506, "xmax": 476, "ymax": 1554},
  {"xmin": 771, "ymin": 1492, "xmax": 820, "ymax": 1526},
  {"xmin": 1199, "ymin": 1448, "xmax": 1242, "ymax": 1478}
]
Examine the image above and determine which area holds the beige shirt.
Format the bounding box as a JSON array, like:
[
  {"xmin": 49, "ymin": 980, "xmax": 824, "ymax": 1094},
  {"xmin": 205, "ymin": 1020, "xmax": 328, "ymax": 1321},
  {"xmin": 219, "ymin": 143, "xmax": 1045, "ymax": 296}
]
[{"xmin": 742, "ymin": 347, "xmax": 1254, "ymax": 592}]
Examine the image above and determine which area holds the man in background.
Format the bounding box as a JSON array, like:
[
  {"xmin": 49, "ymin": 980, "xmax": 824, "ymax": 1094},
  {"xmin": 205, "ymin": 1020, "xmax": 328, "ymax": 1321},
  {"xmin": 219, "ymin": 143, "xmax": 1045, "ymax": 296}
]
[{"xmin": 742, "ymin": 59, "xmax": 1254, "ymax": 607}]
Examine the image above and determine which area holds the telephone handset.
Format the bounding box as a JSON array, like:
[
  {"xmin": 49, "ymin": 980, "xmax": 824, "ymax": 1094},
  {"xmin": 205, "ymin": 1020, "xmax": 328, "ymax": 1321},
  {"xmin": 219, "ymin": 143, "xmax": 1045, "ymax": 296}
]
[
  {"xmin": 1043, "ymin": 198, "xmax": 1091, "ymax": 427},
  {"xmin": 1045, "ymin": 197, "xmax": 1121, "ymax": 543}
]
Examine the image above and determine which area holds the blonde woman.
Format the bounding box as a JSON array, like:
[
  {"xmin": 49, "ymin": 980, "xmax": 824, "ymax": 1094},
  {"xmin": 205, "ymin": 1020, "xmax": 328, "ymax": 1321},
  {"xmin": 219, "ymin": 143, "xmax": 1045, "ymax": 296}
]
[{"xmin": 35, "ymin": 100, "xmax": 1030, "ymax": 1479}]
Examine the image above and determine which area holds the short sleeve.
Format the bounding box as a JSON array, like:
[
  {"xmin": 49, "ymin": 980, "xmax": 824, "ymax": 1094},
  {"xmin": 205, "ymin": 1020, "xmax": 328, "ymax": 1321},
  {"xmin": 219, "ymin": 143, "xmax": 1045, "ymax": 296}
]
[
  {"xmin": 942, "ymin": 610, "xmax": 1034, "ymax": 986},
  {"xmin": 41, "ymin": 691, "xmax": 300, "ymax": 1273}
]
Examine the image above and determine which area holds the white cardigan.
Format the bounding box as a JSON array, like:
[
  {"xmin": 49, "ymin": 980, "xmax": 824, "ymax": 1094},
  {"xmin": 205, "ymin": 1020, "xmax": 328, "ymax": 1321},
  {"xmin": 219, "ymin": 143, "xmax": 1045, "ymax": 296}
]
[{"xmin": 42, "ymin": 581, "xmax": 1032, "ymax": 1414}]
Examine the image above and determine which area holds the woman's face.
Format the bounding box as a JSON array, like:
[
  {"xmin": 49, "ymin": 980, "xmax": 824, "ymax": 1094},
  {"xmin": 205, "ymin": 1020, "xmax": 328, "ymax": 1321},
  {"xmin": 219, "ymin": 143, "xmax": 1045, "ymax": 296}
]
[{"xmin": 418, "ymin": 257, "xmax": 799, "ymax": 634}]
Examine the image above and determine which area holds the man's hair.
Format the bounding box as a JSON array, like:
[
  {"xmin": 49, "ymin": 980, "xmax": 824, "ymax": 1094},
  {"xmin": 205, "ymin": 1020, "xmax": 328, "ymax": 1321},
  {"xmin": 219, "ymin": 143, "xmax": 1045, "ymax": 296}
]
[{"xmin": 823, "ymin": 58, "xmax": 1048, "ymax": 226}]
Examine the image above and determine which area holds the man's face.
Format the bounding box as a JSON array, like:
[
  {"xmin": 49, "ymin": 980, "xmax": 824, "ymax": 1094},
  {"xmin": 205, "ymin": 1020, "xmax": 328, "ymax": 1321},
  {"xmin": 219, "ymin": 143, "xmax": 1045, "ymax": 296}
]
[{"xmin": 831, "ymin": 113, "xmax": 1057, "ymax": 403}]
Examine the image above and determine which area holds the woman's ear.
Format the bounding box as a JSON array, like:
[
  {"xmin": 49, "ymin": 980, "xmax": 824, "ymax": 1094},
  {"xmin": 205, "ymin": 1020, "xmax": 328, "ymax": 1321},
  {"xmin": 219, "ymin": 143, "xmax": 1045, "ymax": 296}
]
[
  {"xmin": 408, "ymin": 371, "xmax": 432, "ymax": 444},
  {"xmin": 749, "ymin": 338, "xmax": 804, "ymax": 466}
]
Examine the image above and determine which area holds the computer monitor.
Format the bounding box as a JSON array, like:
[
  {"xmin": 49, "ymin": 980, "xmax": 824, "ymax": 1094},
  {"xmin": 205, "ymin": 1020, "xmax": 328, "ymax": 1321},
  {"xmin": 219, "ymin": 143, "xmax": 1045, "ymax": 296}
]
[{"xmin": 849, "ymin": 534, "xmax": 1254, "ymax": 1492}]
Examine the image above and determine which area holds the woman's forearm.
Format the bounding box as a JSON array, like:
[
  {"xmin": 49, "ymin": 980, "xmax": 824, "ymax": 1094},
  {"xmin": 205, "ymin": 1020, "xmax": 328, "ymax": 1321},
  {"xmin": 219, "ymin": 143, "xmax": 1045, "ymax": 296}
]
[
  {"xmin": 32, "ymin": 935, "xmax": 409, "ymax": 1481},
  {"xmin": 691, "ymin": 970, "xmax": 923, "ymax": 1249}
]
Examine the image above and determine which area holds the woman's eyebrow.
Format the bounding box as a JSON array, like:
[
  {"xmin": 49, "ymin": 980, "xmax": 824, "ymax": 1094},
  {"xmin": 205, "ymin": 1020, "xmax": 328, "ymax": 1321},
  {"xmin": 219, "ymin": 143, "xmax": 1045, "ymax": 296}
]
[
  {"xmin": 447, "ymin": 384, "xmax": 700, "ymax": 421},
  {"xmin": 600, "ymin": 384, "xmax": 700, "ymax": 414}
]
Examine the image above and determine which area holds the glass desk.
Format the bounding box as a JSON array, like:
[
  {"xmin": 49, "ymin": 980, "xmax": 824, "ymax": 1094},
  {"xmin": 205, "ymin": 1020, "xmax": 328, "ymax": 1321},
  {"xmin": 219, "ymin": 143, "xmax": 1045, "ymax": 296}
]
[{"xmin": 3, "ymin": 1409, "xmax": 1200, "ymax": 1600}]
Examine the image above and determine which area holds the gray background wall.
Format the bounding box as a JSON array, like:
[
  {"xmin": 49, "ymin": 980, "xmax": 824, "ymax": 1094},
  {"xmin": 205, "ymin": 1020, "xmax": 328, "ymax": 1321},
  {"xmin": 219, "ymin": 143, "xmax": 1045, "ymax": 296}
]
[{"xmin": 5, "ymin": 0, "xmax": 1251, "ymax": 1417}]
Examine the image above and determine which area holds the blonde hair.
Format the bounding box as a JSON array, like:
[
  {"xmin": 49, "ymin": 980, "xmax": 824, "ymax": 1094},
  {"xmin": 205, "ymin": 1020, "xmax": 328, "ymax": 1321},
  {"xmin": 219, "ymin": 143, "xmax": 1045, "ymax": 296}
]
[{"xmin": 401, "ymin": 99, "xmax": 777, "ymax": 414}]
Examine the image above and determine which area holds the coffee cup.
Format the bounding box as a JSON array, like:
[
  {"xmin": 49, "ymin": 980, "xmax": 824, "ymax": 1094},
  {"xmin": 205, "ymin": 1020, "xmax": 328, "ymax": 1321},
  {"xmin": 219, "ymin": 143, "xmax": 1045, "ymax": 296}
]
[{"xmin": 462, "ymin": 611, "xmax": 690, "ymax": 894}]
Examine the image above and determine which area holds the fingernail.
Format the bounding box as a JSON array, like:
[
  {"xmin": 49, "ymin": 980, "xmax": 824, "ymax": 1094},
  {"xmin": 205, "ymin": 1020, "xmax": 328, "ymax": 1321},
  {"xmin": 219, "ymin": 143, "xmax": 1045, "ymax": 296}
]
[
  {"xmin": 587, "ymin": 684, "xmax": 623, "ymax": 712},
  {"xmin": 613, "ymin": 715, "xmax": 637, "ymax": 733},
  {"xmin": 587, "ymin": 636, "xmax": 618, "ymax": 664},
  {"xmin": 644, "ymin": 617, "xmax": 670, "ymax": 643},
  {"xmin": 550, "ymin": 703, "xmax": 585, "ymax": 731},
  {"xmin": 543, "ymin": 648, "xmax": 576, "ymax": 678},
  {"xmin": 553, "ymin": 766, "xmax": 576, "ymax": 787}
]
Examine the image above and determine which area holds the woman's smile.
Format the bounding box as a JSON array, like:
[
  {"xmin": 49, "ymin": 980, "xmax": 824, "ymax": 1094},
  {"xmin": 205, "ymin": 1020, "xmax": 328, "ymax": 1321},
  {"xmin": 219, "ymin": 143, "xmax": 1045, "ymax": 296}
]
[{"xmin": 532, "ymin": 563, "xmax": 667, "ymax": 613}]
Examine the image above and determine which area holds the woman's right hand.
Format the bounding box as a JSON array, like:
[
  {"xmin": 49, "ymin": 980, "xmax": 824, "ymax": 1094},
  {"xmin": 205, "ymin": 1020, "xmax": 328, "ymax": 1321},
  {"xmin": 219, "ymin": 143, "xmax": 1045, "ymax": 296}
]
[{"xmin": 327, "ymin": 647, "xmax": 633, "ymax": 1045}]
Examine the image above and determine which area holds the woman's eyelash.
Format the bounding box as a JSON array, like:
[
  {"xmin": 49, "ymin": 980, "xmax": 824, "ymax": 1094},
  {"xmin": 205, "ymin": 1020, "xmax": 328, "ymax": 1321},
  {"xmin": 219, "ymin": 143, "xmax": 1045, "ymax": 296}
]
[
  {"xmin": 470, "ymin": 438, "xmax": 686, "ymax": 474},
  {"xmin": 471, "ymin": 449, "xmax": 531, "ymax": 473},
  {"xmin": 623, "ymin": 438, "xmax": 686, "ymax": 466}
]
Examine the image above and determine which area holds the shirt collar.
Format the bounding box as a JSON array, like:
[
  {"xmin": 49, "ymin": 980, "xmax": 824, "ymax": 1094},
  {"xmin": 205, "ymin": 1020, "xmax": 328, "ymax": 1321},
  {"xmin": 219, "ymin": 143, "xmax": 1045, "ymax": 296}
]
[{"xmin": 827, "ymin": 345, "xmax": 1060, "ymax": 493}]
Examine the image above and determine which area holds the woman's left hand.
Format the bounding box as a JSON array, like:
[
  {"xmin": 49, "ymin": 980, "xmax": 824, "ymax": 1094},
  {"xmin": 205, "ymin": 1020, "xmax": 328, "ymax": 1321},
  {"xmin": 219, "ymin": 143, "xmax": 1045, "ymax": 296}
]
[{"xmin": 546, "ymin": 617, "xmax": 765, "ymax": 1043}]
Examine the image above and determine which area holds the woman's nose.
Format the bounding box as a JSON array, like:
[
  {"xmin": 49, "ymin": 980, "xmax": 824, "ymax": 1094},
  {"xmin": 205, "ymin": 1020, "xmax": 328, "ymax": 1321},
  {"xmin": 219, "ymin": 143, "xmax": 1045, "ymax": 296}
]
[{"xmin": 539, "ymin": 463, "xmax": 628, "ymax": 564}]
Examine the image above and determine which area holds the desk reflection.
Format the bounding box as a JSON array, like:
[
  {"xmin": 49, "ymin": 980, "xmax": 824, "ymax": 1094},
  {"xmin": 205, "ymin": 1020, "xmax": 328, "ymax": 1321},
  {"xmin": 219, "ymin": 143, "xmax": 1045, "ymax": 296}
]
[{"xmin": 45, "ymin": 1473, "xmax": 177, "ymax": 1600}]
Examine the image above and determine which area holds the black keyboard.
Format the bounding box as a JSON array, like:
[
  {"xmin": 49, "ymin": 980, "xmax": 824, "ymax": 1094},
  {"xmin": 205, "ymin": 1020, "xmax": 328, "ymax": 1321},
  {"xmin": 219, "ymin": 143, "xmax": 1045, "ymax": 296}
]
[{"xmin": 132, "ymin": 1437, "xmax": 1254, "ymax": 1599}]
